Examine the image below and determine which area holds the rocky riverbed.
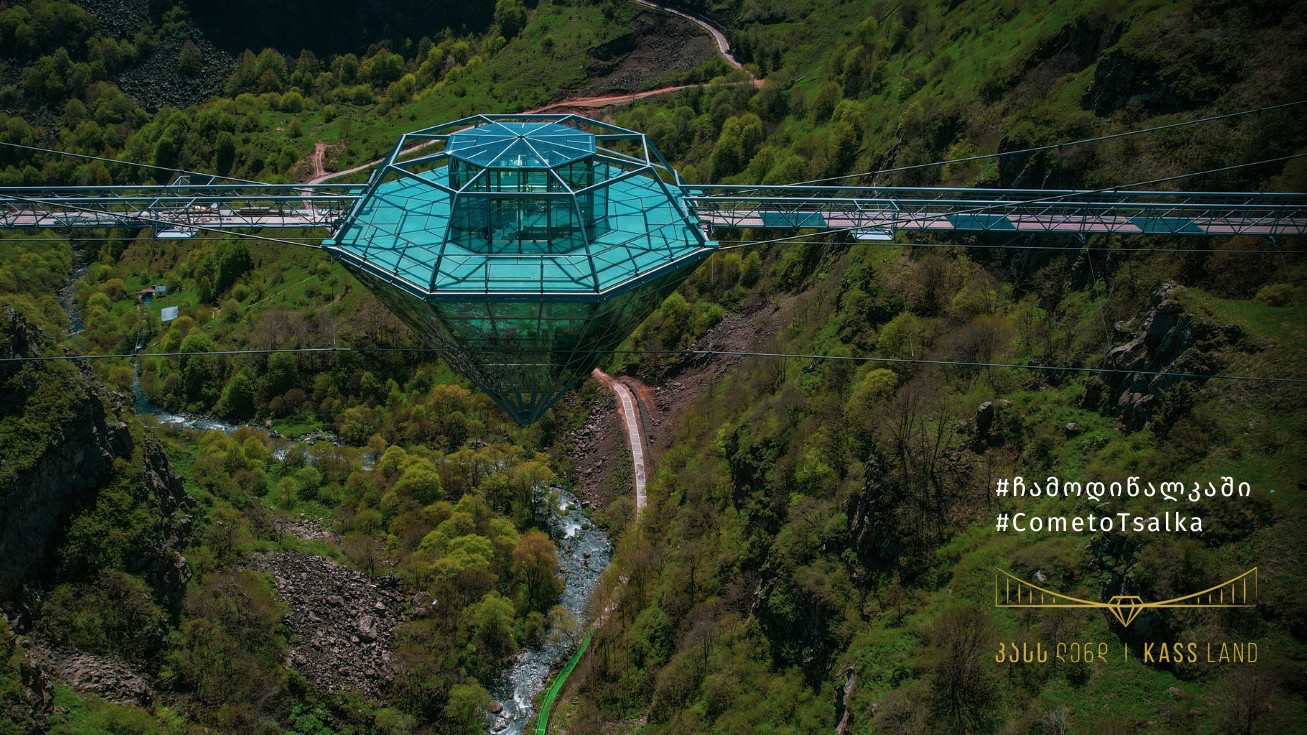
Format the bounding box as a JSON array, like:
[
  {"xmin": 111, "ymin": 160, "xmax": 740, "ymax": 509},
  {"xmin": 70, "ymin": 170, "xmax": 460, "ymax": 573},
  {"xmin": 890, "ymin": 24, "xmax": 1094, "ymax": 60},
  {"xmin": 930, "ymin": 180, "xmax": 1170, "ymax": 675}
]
[{"xmin": 487, "ymin": 491, "xmax": 611, "ymax": 735}]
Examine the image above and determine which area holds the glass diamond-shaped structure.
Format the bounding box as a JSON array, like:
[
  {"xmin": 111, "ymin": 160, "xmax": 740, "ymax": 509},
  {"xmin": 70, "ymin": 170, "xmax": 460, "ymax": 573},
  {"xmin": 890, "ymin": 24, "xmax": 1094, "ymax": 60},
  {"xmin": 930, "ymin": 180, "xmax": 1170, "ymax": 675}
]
[{"xmin": 324, "ymin": 114, "xmax": 716, "ymax": 423}]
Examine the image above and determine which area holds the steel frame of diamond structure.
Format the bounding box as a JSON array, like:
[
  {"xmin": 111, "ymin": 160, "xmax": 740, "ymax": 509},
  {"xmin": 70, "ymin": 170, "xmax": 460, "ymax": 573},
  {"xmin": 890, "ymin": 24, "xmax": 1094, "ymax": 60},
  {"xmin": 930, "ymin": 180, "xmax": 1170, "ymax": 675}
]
[
  {"xmin": 323, "ymin": 114, "xmax": 716, "ymax": 423},
  {"xmin": 3, "ymin": 114, "xmax": 1304, "ymax": 425}
]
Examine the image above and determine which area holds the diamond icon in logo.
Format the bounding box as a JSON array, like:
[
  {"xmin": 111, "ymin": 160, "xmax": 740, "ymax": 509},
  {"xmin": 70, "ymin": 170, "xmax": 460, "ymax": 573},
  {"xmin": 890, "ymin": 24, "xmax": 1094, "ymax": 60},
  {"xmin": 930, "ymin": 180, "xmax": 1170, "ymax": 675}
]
[{"xmin": 1106, "ymin": 596, "xmax": 1145, "ymax": 627}]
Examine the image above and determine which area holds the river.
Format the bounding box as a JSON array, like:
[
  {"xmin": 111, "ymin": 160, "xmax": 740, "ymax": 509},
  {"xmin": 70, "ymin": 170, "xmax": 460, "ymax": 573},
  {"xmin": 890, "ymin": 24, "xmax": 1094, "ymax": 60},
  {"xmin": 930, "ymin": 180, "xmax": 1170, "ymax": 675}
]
[
  {"xmin": 57, "ymin": 245, "xmax": 89, "ymax": 335},
  {"xmin": 132, "ymin": 370, "xmax": 242, "ymax": 433},
  {"xmin": 487, "ymin": 492, "xmax": 611, "ymax": 734},
  {"xmin": 129, "ymin": 376, "xmax": 611, "ymax": 735}
]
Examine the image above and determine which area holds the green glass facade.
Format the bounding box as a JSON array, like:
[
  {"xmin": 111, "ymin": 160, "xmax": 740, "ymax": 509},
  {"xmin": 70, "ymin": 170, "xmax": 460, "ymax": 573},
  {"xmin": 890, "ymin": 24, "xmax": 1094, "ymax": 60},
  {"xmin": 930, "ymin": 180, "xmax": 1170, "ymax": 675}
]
[{"xmin": 325, "ymin": 115, "xmax": 715, "ymax": 423}]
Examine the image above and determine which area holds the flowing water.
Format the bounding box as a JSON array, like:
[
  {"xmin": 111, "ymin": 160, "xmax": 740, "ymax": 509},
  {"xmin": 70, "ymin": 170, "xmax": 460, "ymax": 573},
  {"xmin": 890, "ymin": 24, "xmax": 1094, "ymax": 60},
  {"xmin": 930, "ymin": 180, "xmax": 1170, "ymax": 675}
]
[
  {"xmin": 132, "ymin": 371, "xmax": 241, "ymax": 433},
  {"xmin": 57, "ymin": 248, "xmax": 89, "ymax": 335},
  {"xmin": 129, "ymin": 367, "xmax": 610, "ymax": 735},
  {"xmin": 56, "ymin": 240, "xmax": 239, "ymax": 434},
  {"xmin": 487, "ymin": 492, "xmax": 612, "ymax": 734}
]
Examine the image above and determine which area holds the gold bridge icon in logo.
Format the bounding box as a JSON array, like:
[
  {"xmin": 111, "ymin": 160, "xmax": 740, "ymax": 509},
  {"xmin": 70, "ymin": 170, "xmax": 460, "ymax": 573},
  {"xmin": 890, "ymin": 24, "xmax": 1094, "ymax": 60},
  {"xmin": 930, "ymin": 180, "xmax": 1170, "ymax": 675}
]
[{"xmin": 994, "ymin": 568, "xmax": 1258, "ymax": 627}]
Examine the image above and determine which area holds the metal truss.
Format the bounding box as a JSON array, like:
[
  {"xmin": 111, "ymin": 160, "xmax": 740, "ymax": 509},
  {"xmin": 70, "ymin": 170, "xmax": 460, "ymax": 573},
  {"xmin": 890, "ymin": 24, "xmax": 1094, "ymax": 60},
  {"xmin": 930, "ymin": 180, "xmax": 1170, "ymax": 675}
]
[
  {"xmin": 687, "ymin": 186, "xmax": 1307, "ymax": 239},
  {"xmin": 2, "ymin": 178, "xmax": 1304, "ymax": 245},
  {"xmin": 0, "ymin": 182, "xmax": 361, "ymax": 235}
]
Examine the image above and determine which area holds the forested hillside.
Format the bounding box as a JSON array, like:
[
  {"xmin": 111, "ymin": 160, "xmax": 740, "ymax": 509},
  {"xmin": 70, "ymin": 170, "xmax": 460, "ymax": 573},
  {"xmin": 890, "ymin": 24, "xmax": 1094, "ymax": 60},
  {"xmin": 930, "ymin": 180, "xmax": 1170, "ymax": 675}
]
[
  {"xmin": 0, "ymin": 0, "xmax": 1303, "ymax": 734},
  {"xmin": 0, "ymin": 1, "xmax": 635, "ymax": 732},
  {"xmin": 558, "ymin": 0, "xmax": 1307, "ymax": 732}
]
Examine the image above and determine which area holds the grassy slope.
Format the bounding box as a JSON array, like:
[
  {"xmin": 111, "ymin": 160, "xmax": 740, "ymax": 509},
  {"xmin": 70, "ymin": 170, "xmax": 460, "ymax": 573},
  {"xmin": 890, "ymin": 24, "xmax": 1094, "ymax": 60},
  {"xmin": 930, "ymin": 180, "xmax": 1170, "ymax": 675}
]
[
  {"xmin": 244, "ymin": 1, "xmax": 638, "ymax": 178},
  {"xmin": 5, "ymin": 0, "xmax": 1306, "ymax": 731},
  {"xmin": 552, "ymin": 0, "xmax": 1307, "ymax": 733}
]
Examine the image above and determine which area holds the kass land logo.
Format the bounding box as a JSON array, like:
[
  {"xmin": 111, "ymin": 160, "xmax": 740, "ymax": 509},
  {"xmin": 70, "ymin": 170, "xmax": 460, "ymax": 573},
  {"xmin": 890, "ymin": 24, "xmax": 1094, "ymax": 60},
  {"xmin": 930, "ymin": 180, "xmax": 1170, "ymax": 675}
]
[{"xmin": 995, "ymin": 567, "xmax": 1258, "ymax": 627}]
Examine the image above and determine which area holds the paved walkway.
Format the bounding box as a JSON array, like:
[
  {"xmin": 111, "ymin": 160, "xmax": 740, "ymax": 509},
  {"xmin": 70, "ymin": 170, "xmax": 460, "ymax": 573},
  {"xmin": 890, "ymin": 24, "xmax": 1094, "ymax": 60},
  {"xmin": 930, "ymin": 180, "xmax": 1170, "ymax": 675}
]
[
  {"xmin": 634, "ymin": 0, "xmax": 745, "ymax": 71},
  {"xmin": 591, "ymin": 369, "xmax": 646, "ymax": 514}
]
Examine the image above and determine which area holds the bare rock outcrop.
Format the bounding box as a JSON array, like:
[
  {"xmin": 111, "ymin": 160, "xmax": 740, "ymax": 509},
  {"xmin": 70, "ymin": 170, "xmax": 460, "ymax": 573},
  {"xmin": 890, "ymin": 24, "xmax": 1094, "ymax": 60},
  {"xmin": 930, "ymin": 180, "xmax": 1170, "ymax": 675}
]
[
  {"xmin": 1, "ymin": 616, "xmax": 52, "ymax": 735},
  {"xmin": 1083, "ymin": 282, "xmax": 1234, "ymax": 431},
  {"xmin": 242, "ymin": 551, "xmax": 406, "ymax": 699},
  {"xmin": 0, "ymin": 307, "xmax": 192, "ymax": 606},
  {"xmin": 28, "ymin": 642, "xmax": 152, "ymax": 707}
]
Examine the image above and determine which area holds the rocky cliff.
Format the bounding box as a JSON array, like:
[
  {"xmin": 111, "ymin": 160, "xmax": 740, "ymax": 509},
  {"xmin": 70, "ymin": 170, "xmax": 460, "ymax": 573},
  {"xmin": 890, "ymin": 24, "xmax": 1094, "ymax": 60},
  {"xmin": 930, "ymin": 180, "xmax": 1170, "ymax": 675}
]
[
  {"xmin": 1082, "ymin": 282, "xmax": 1239, "ymax": 431},
  {"xmin": 0, "ymin": 306, "xmax": 191, "ymax": 606}
]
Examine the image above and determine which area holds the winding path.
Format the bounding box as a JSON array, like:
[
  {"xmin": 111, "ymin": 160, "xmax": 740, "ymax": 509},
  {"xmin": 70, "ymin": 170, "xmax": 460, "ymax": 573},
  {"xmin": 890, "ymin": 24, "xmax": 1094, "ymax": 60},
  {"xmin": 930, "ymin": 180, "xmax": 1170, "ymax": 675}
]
[
  {"xmin": 309, "ymin": 142, "xmax": 327, "ymax": 181},
  {"xmin": 591, "ymin": 369, "xmax": 647, "ymax": 514},
  {"xmin": 521, "ymin": 370, "xmax": 645, "ymax": 734},
  {"xmin": 634, "ymin": 0, "xmax": 745, "ymax": 71},
  {"xmin": 308, "ymin": 0, "xmax": 754, "ymax": 185}
]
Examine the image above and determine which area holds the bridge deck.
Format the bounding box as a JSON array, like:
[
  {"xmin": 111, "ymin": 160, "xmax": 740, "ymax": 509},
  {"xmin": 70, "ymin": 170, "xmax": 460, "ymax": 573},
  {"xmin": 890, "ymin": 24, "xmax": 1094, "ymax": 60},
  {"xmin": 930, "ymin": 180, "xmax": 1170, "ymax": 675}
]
[{"xmin": 3, "ymin": 184, "xmax": 1304, "ymax": 239}]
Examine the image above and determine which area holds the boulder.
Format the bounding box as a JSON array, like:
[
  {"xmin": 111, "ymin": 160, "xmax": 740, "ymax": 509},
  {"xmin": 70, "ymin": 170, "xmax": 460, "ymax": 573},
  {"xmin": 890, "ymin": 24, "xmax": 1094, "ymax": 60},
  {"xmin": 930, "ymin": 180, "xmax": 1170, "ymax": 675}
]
[
  {"xmin": 356, "ymin": 615, "xmax": 379, "ymax": 642},
  {"xmin": 242, "ymin": 551, "xmax": 405, "ymax": 699},
  {"xmin": 1088, "ymin": 282, "xmax": 1224, "ymax": 431}
]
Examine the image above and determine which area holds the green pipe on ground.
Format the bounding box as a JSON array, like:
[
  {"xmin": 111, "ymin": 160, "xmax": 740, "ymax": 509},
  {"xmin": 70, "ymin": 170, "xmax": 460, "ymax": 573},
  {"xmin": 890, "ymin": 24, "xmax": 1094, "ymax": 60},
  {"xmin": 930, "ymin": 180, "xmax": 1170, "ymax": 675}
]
[{"xmin": 534, "ymin": 627, "xmax": 594, "ymax": 735}]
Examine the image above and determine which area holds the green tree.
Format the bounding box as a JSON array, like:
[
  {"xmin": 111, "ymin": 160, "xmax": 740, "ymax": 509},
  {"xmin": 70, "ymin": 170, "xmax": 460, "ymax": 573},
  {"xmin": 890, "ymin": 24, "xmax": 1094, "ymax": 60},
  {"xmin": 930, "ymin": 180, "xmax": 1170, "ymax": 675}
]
[
  {"xmin": 254, "ymin": 48, "xmax": 287, "ymax": 92},
  {"xmin": 877, "ymin": 311, "xmax": 923, "ymax": 361},
  {"xmin": 178, "ymin": 331, "xmax": 215, "ymax": 404},
  {"xmin": 58, "ymin": 472, "xmax": 156, "ymax": 580},
  {"xmin": 364, "ymin": 51, "xmax": 405, "ymax": 86},
  {"xmin": 274, "ymin": 476, "xmax": 299, "ymax": 508},
  {"xmin": 216, "ymin": 368, "xmax": 256, "ymax": 420},
  {"xmin": 294, "ymin": 466, "xmax": 322, "ymax": 502},
  {"xmin": 214, "ymin": 241, "xmax": 253, "ymax": 295},
  {"xmin": 387, "ymin": 73, "xmax": 417, "ymax": 104},
  {"xmin": 43, "ymin": 571, "xmax": 167, "ymax": 661},
  {"xmin": 444, "ymin": 684, "xmax": 491, "ymax": 734},
  {"xmin": 811, "ymin": 80, "xmax": 842, "ymax": 122},
  {"xmin": 151, "ymin": 136, "xmax": 177, "ymax": 171},
  {"xmin": 169, "ymin": 572, "xmax": 286, "ymax": 710},
  {"xmin": 512, "ymin": 530, "xmax": 562, "ymax": 613},
  {"xmin": 494, "ymin": 0, "xmax": 527, "ymax": 38},
  {"xmin": 178, "ymin": 40, "xmax": 202, "ymax": 75},
  {"xmin": 394, "ymin": 463, "xmax": 444, "ymax": 505},
  {"xmin": 263, "ymin": 351, "xmax": 299, "ymax": 397},
  {"xmin": 460, "ymin": 592, "xmax": 516, "ymax": 680},
  {"xmin": 928, "ymin": 605, "xmax": 996, "ymax": 731},
  {"xmin": 846, "ymin": 368, "xmax": 897, "ymax": 415}
]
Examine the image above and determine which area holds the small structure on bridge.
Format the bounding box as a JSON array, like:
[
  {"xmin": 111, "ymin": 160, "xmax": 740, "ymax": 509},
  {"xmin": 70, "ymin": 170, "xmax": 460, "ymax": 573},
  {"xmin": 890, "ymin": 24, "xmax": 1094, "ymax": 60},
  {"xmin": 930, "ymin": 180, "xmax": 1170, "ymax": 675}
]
[{"xmin": 325, "ymin": 114, "xmax": 716, "ymax": 423}]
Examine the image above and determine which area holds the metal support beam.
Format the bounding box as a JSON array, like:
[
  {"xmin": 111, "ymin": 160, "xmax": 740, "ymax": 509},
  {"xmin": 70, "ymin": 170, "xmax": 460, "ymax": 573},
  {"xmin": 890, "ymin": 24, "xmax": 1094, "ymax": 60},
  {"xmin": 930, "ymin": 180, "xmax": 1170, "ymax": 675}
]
[{"xmin": 687, "ymin": 186, "xmax": 1307, "ymax": 238}]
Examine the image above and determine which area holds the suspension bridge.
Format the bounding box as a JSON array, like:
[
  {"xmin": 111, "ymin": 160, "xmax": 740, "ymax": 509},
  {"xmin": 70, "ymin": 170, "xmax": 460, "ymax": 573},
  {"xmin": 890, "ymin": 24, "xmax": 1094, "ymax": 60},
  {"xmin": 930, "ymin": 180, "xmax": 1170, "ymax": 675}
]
[
  {"xmin": 2, "ymin": 113, "xmax": 1304, "ymax": 422},
  {"xmin": 4, "ymin": 180, "xmax": 1304, "ymax": 240}
]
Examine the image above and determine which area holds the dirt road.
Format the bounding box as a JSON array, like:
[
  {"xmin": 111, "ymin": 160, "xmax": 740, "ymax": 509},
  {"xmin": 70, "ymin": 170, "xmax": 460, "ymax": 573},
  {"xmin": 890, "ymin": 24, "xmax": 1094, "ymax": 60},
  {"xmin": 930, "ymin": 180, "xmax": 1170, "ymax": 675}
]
[
  {"xmin": 634, "ymin": 0, "xmax": 746, "ymax": 72},
  {"xmin": 306, "ymin": 0, "xmax": 756, "ymax": 184}
]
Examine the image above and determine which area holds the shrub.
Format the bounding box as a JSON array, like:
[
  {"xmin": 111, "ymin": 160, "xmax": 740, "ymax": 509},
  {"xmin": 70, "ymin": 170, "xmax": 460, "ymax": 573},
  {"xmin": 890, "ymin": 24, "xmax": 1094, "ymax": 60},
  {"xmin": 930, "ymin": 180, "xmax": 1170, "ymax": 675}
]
[
  {"xmin": 43, "ymin": 571, "xmax": 167, "ymax": 661},
  {"xmin": 1254, "ymin": 282, "xmax": 1294, "ymax": 306}
]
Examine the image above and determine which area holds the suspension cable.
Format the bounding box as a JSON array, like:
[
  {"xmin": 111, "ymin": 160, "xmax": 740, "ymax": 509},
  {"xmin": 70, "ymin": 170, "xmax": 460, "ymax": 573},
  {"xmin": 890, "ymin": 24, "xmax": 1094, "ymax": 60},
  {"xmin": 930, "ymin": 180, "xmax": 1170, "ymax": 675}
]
[
  {"xmin": 2, "ymin": 345, "xmax": 1302, "ymax": 384},
  {"xmin": 783, "ymin": 98, "xmax": 1307, "ymax": 187},
  {"xmin": 0, "ymin": 140, "xmax": 266, "ymax": 186}
]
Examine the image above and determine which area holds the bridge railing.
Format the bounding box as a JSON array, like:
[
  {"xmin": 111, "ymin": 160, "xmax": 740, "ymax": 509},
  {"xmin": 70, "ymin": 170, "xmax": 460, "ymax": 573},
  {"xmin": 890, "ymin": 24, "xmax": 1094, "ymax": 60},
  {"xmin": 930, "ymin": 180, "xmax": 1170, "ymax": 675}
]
[
  {"xmin": 687, "ymin": 184, "xmax": 1307, "ymax": 204},
  {"xmin": 0, "ymin": 184, "xmax": 363, "ymax": 232},
  {"xmin": 686, "ymin": 186, "xmax": 1307, "ymax": 238}
]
